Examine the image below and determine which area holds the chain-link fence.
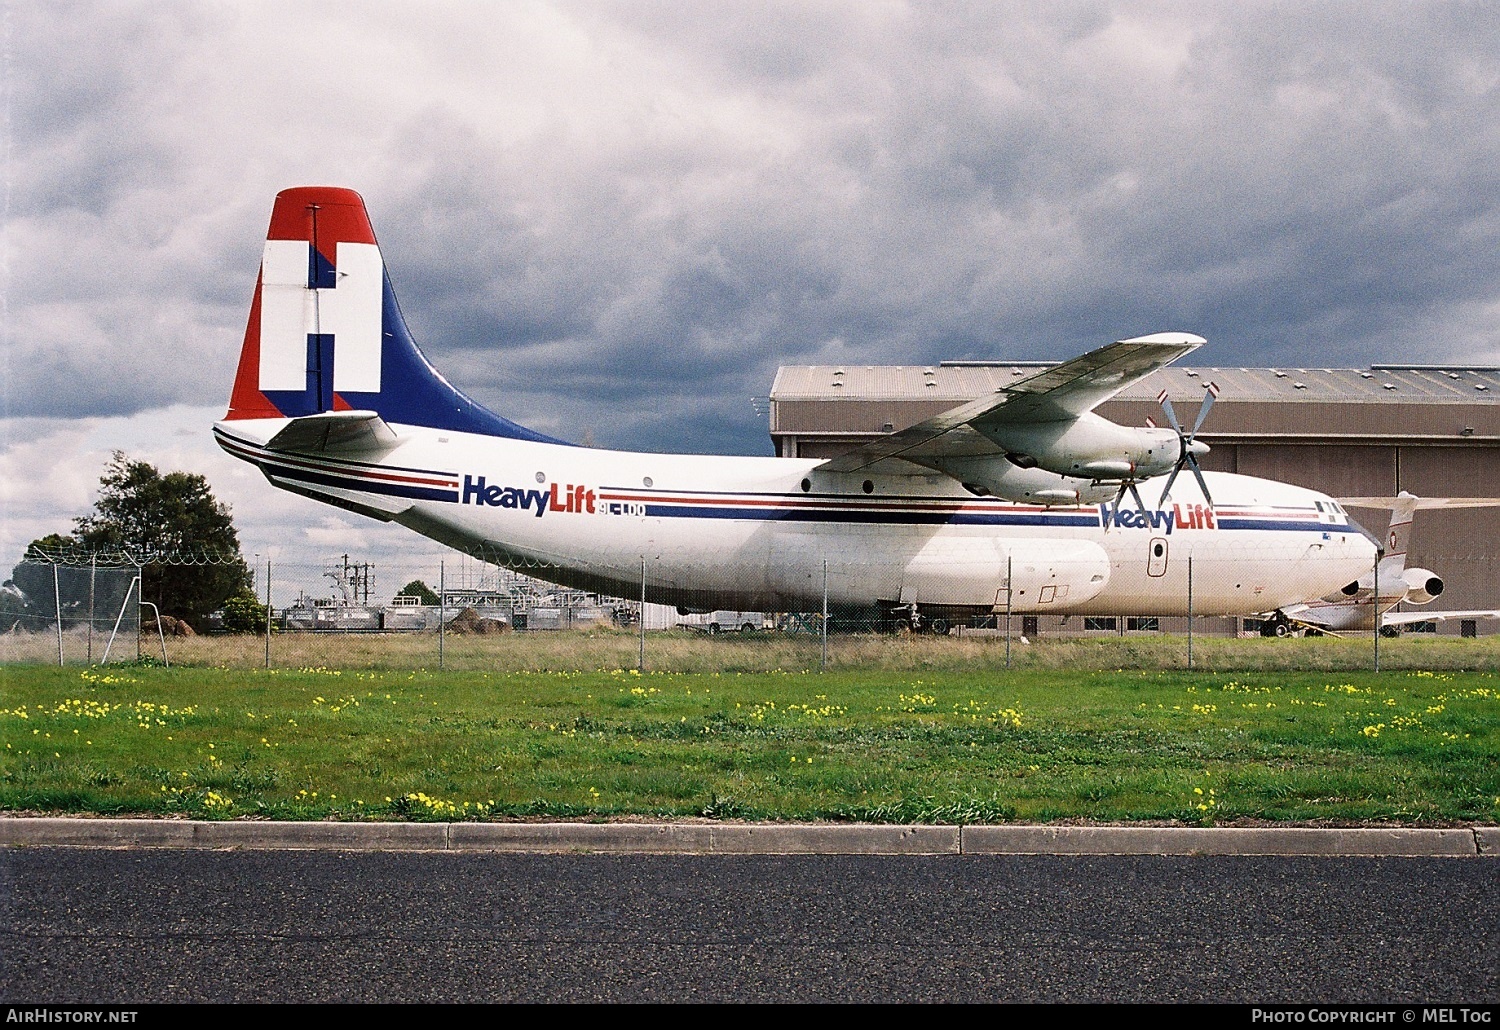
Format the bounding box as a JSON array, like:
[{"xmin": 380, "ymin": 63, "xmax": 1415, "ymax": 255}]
[
  {"xmin": 4, "ymin": 547, "xmax": 1497, "ymax": 672},
  {"xmin": 1, "ymin": 562, "xmax": 143, "ymax": 665}
]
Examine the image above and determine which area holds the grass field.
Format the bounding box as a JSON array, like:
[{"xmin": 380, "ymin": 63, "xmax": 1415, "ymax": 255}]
[
  {"xmin": 9, "ymin": 623, "xmax": 1500, "ymax": 673},
  {"xmin": 2, "ymin": 655, "xmax": 1496, "ymax": 826}
]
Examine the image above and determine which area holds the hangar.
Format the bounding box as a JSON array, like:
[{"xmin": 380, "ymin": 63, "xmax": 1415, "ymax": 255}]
[{"xmin": 768, "ymin": 360, "xmax": 1500, "ymax": 635}]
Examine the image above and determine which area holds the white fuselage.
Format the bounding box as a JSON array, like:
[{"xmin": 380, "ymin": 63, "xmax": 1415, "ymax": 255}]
[{"xmin": 216, "ymin": 418, "xmax": 1378, "ymax": 618}]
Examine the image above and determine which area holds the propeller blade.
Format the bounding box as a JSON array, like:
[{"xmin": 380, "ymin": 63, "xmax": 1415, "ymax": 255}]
[
  {"xmin": 1103, "ymin": 482, "xmax": 1128, "ymax": 531},
  {"xmin": 1156, "ymin": 389, "xmax": 1181, "ymax": 433},
  {"xmin": 1187, "ymin": 454, "xmax": 1214, "ymax": 508},
  {"xmin": 1157, "ymin": 463, "xmax": 1183, "ymax": 507},
  {"xmin": 1190, "ymin": 381, "xmax": 1219, "ymax": 437},
  {"xmin": 1127, "ymin": 482, "xmax": 1148, "ymax": 513}
]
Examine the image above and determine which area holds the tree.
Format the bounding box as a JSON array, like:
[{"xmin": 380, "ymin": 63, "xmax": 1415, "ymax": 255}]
[
  {"xmin": 220, "ymin": 589, "xmax": 269, "ymax": 634},
  {"xmin": 69, "ymin": 453, "xmax": 251, "ymax": 631},
  {"xmin": 397, "ymin": 579, "xmax": 440, "ymax": 605},
  {"xmin": 11, "ymin": 533, "xmax": 79, "ymax": 604}
]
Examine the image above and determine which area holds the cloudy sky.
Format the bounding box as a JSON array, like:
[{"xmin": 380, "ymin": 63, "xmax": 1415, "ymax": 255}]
[{"xmin": 4, "ymin": 0, "xmax": 1499, "ymax": 584}]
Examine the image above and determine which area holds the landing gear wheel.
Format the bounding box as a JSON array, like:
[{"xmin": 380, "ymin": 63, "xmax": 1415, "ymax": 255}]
[
  {"xmin": 1262, "ymin": 615, "xmax": 1293, "ymax": 637},
  {"xmin": 930, "ymin": 617, "xmax": 950, "ymax": 636}
]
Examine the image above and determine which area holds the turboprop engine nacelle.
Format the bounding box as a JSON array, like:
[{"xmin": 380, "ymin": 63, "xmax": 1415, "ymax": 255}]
[
  {"xmin": 1402, "ymin": 568, "xmax": 1444, "ymax": 605},
  {"xmin": 977, "ymin": 412, "xmax": 1189, "ymax": 482},
  {"xmin": 931, "ymin": 455, "xmax": 1118, "ymax": 506}
]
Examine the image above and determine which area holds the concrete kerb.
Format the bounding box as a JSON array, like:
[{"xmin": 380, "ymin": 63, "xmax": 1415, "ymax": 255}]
[
  {"xmin": 0, "ymin": 818, "xmax": 1491, "ymax": 855},
  {"xmin": 960, "ymin": 825, "xmax": 1482, "ymax": 857},
  {"xmin": 449, "ymin": 822, "xmax": 960, "ymax": 854}
]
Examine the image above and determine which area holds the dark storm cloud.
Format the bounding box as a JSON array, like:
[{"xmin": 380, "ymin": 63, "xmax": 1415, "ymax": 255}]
[{"xmin": 8, "ymin": 1, "xmax": 1500, "ymax": 457}]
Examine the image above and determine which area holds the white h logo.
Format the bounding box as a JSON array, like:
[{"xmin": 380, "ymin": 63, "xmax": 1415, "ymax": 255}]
[{"xmin": 258, "ymin": 240, "xmax": 383, "ymax": 394}]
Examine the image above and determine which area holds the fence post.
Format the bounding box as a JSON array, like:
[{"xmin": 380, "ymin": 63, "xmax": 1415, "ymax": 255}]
[
  {"xmin": 1005, "ymin": 555, "xmax": 1012, "ymax": 669},
  {"xmin": 88, "ymin": 557, "xmax": 97, "ymax": 664},
  {"xmin": 135, "ymin": 564, "xmax": 142, "ymax": 662},
  {"xmin": 439, "ymin": 560, "xmax": 446, "ymax": 671},
  {"xmin": 53, "ymin": 563, "xmax": 64, "ymax": 666},
  {"xmin": 1186, "ymin": 555, "xmax": 1194, "ymax": 671},
  {"xmin": 1373, "ymin": 549, "xmax": 1381, "ymax": 673},
  {"xmin": 100, "ymin": 575, "xmax": 140, "ymax": 665},
  {"xmin": 140, "ymin": 602, "xmax": 169, "ymax": 667},
  {"xmin": 820, "ymin": 559, "xmax": 829, "ymax": 673},
  {"xmin": 638, "ymin": 557, "xmax": 646, "ymax": 674},
  {"xmin": 263, "ymin": 559, "xmax": 272, "ymax": 669}
]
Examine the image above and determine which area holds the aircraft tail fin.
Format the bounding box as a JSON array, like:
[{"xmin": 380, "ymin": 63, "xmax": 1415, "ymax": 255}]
[
  {"xmin": 1340, "ymin": 493, "xmax": 1500, "ymax": 575},
  {"xmin": 224, "ymin": 186, "xmax": 562, "ymax": 444},
  {"xmin": 1381, "ymin": 492, "xmax": 1418, "ymax": 576}
]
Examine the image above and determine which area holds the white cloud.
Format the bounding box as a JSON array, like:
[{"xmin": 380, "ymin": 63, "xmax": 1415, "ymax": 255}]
[
  {"xmin": 6, "ymin": 1, "xmax": 1500, "ymax": 572},
  {"xmin": 302, "ymin": 517, "xmax": 371, "ymax": 552}
]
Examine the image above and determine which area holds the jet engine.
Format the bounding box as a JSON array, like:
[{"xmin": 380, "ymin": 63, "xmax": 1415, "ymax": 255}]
[
  {"xmin": 1401, "ymin": 568, "xmax": 1443, "ymax": 605},
  {"xmin": 1329, "ymin": 567, "xmax": 1443, "ymax": 606}
]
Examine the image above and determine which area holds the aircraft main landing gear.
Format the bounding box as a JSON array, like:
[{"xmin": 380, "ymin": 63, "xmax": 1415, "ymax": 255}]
[{"xmin": 1261, "ymin": 613, "xmax": 1293, "ymax": 638}]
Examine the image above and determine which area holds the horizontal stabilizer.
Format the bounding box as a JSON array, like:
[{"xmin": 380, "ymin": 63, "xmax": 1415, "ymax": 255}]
[
  {"xmin": 265, "ymin": 410, "xmax": 397, "ymax": 454},
  {"xmin": 1338, "ymin": 495, "xmax": 1500, "ymax": 510}
]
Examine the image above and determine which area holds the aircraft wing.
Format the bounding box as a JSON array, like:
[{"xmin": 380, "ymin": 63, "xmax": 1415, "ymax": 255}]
[
  {"xmin": 1381, "ymin": 609, "xmax": 1500, "ymax": 627},
  {"xmin": 817, "ymin": 333, "xmax": 1203, "ymax": 474},
  {"xmin": 265, "ymin": 410, "xmax": 398, "ymax": 454},
  {"xmin": 1274, "ymin": 605, "xmax": 1500, "ymax": 635},
  {"xmin": 1270, "ymin": 603, "xmax": 1364, "ymax": 636}
]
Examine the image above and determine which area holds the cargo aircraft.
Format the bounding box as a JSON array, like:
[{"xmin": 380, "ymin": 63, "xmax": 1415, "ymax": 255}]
[{"xmin": 215, "ymin": 187, "xmax": 1382, "ymax": 628}]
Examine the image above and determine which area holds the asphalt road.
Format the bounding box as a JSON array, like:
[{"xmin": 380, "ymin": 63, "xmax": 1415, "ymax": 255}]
[{"xmin": 2, "ymin": 848, "xmax": 1496, "ymax": 1003}]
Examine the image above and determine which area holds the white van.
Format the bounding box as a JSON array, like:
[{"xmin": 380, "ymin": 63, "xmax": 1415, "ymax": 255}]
[{"xmin": 690, "ymin": 611, "xmax": 771, "ymax": 634}]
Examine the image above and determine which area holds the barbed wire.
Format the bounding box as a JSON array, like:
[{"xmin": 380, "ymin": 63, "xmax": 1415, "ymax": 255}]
[{"xmin": 18, "ymin": 546, "xmax": 250, "ymax": 568}]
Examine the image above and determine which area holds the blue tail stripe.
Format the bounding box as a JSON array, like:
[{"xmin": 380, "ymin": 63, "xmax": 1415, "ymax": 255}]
[{"xmin": 310, "ymin": 247, "xmax": 337, "ymax": 289}]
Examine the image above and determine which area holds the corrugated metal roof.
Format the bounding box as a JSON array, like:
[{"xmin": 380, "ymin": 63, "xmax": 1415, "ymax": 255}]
[{"xmin": 769, "ymin": 364, "xmax": 1500, "ymax": 404}]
